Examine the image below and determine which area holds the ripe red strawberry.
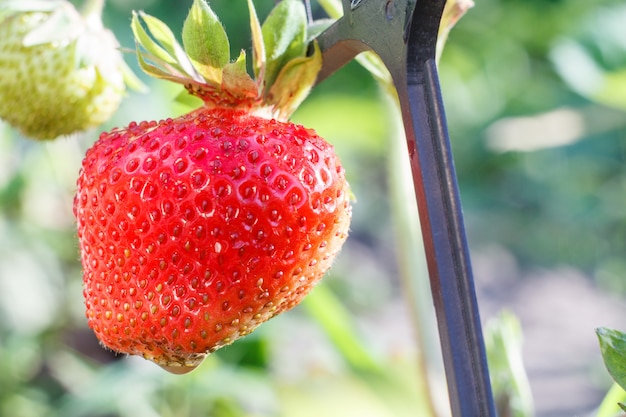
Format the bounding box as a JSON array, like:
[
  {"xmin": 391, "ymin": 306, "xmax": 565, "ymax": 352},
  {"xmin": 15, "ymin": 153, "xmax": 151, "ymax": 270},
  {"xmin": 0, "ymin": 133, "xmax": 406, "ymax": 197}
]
[{"xmin": 74, "ymin": 0, "xmax": 351, "ymax": 373}]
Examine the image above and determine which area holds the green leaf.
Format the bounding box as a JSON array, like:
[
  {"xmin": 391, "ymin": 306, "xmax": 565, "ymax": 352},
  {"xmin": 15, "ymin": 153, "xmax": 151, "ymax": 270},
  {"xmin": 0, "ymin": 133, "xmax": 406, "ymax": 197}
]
[
  {"xmin": 267, "ymin": 41, "xmax": 322, "ymax": 120},
  {"xmin": 315, "ymin": 0, "xmax": 343, "ymax": 19},
  {"xmin": 550, "ymin": 5, "xmax": 626, "ymax": 111},
  {"xmin": 597, "ymin": 327, "xmax": 626, "ymax": 391},
  {"xmin": 302, "ymin": 283, "xmax": 380, "ymax": 374},
  {"xmin": 173, "ymin": 87, "xmax": 204, "ymax": 109},
  {"xmin": 131, "ymin": 11, "xmax": 176, "ymax": 65},
  {"xmin": 119, "ymin": 59, "xmax": 149, "ymax": 93},
  {"xmin": 594, "ymin": 70, "xmax": 626, "ymax": 111},
  {"xmin": 436, "ymin": 0, "xmax": 474, "ymax": 63},
  {"xmin": 484, "ymin": 311, "xmax": 534, "ymax": 417},
  {"xmin": 306, "ymin": 18, "xmax": 334, "ymax": 43},
  {"xmin": 182, "ymin": 0, "xmax": 229, "ymax": 83},
  {"xmin": 140, "ymin": 12, "xmax": 202, "ymax": 80},
  {"xmin": 261, "ymin": 0, "xmax": 307, "ymax": 90},
  {"xmin": 222, "ymin": 51, "xmax": 259, "ymax": 100},
  {"xmin": 138, "ymin": 13, "xmax": 183, "ymax": 60},
  {"xmin": 247, "ymin": 0, "xmax": 265, "ymax": 82},
  {"xmin": 135, "ymin": 47, "xmax": 197, "ymax": 85},
  {"xmin": 131, "ymin": 11, "xmax": 205, "ymax": 84}
]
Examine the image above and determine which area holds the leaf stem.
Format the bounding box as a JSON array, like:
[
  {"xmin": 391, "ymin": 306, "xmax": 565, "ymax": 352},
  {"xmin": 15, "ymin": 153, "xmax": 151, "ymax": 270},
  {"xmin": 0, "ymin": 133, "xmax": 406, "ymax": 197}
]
[
  {"xmin": 80, "ymin": 0, "xmax": 105, "ymax": 28},
  {"xmin": 596, "ymin": 382, "xmax": 626, "ymax": 417},
  {"xmin": 316, "ymin": 0, "xmax": 343, "ymax": 19},
  {"xmin": 302, "ymin": 284, "xmax": 382, "ymax": 374},
  {"xmin": 304, "ymin": 0, "xmax": 313, "ymax": 23}
]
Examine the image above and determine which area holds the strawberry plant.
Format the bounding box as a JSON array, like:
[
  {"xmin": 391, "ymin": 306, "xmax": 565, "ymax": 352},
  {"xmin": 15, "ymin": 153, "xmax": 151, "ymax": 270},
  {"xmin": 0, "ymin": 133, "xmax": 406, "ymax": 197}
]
[
  {"xmin": 0, "ymin": 0, "xmax": 142, "ymax": 140},
  {"xmin": 596, "ymin": 328, "xmax": 626, "ymax": 416},
  {"xmin": 73, "ymin": 0, "xmax": 351, "ymax": 374}
]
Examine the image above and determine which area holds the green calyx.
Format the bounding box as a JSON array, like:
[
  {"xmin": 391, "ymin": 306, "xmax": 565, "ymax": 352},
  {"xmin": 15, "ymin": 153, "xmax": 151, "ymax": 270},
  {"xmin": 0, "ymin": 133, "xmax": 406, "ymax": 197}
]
[{"xmin": 131, "ymin": 0, "xmax": 322, "ymax": 120}]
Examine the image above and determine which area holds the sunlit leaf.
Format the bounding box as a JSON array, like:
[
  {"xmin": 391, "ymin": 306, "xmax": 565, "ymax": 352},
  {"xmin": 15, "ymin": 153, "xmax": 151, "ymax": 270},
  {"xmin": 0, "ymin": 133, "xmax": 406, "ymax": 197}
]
[
  {"xmin": 132, "ymin": 11, "xmax": 204, "ymax": 83},
  {"xmin": 173, "ymin": 87, "xmax": 204, "ymax": 109},
  {"xmin": 306, "ymin": 18, "xmax": 333, "ymax": 43},
  {"xmin": 119, "ymin": 59, "xmax": 149, "ymax": 93},
  {"xmin": 247, "ymin": 0, "xmax": 265, "ymax": 82},
  {"xmin": 261, "ymin": 0, "xmax": 307, "ymax": 89},
  {"xmin": 131, "ymin": 11, "xmax": 177, "ymax": 66},
  {"xmin": 597, "ymin": 327, "xmax": 626, "ymax": 392},
  {"xmin": 267, "ymin": 41, "xmax": 322, "ymax": 120},
  {"xmin": 182, "ymin": 0, "xmax": 229, "ymax": 83},
  {"xmin": 222, "ymin": 50, "xmax": 258, "ymax": 100}
]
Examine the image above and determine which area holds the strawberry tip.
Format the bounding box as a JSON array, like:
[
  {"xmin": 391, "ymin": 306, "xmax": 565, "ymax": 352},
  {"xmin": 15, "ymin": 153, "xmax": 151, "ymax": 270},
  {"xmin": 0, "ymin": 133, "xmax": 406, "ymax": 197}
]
[{"xmin": 159, "ymin": 363, "xmax": 200, "ymax": 375}]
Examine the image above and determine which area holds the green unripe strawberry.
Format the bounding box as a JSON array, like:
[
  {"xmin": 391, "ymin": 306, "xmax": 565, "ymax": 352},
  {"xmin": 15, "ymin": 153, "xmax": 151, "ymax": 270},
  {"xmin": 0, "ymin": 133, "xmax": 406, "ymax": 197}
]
[{"xmin": 0, "ymin": 0, "xmax": 143, "ymax": 140}]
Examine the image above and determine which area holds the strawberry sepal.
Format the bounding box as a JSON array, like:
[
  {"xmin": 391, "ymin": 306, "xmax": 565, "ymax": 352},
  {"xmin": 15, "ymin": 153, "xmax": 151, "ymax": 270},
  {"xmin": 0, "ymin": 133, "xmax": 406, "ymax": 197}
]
[{"xmin": 131, "ymin": 0, "xmax": 320, "ymax": 120}]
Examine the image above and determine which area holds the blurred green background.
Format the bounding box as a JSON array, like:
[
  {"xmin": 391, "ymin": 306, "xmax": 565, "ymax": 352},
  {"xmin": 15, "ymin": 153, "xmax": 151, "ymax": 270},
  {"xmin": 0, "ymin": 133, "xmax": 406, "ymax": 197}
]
[{"xmin": 2, "ymin": 0, "xmax": 626, "ymax": 416}]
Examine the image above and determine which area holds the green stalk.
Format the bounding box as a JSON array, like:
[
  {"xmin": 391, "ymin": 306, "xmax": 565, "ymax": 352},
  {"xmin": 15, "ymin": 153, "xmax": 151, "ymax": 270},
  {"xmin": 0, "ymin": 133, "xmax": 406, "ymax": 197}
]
[
  {"xmin": 316, "ymin": 0, "xmax": 342, "ymax": 19},
  {"xmin": 80, "ymin": 0, "xmax": 105, "ymax": 28},
  {"xmin": 596, "ymin": 383, "xmax": 626, "ymax": 417},
  {"xmin": 302, "ymin": 284, "xmax": 382, "ymax": 374}
]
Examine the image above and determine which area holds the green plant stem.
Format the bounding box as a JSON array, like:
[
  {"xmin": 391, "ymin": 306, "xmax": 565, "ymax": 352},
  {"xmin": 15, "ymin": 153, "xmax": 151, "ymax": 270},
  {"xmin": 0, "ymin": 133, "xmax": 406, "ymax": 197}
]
[
  {"xmin": 80, "ymin": 0, "xmax": 105, "ymax": 28},
  {"xmin": 316, "ymin": 0, "xmax": 342, "ymax": 19},
  {"xmin": 303, "ymin": 284, "xmax": 382, "ymax": 374},
  {"xmin": 597, "ymin": 383, "xmax": 626, "ymax": 417},
  {"xmin": 484, "ymin": 311, "xmax": 534, "ymax": 417}
]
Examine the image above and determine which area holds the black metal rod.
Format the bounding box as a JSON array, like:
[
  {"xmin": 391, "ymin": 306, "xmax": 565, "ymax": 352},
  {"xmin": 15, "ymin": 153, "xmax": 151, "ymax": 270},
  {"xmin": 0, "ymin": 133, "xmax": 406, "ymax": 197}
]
[
  {"xmin": 398, "ymin": 57, "xmax": 496, "ymax": 417},
  {"xmin": 314, "ymin": 1, "xmax": 496, "ymax": 414}
]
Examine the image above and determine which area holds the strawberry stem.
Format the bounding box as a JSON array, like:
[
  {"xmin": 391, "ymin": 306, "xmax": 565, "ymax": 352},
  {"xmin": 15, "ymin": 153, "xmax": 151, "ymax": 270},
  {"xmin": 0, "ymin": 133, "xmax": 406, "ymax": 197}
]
[
  {"xmin": 80, "ymin": 0, "xmax": 105, "ymax": 28},
  {"xmin": 316, "ymin": 0, "xmax": 342, "ymax": 19},
  {"xmin": 304, "ymin": 0, "xmax": 313, "ymax": 23}
]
